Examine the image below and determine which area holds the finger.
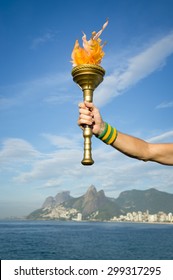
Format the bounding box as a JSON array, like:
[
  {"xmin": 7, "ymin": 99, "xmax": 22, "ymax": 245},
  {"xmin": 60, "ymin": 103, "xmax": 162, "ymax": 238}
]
[
  {"xmin": 77, "ymin": 119, "xmax": 84, "ymax": 130},
  {"xmin": 78, "ymin": 119, "xmax": 88, "ymax": 128},
  {"xmin": 78, "ymin": 115, "xmax": 93, "ymax": 126},
  {"xmin": 79, "ymin": 108, "xmax": 92, "ymax": 116},
  {"xmin": 78, "ymin": 102, "xmax": 86, "ymax": 109},
  {"xmin": 84, "ymin": 101, "xmax": 94, "ymax": 110}
]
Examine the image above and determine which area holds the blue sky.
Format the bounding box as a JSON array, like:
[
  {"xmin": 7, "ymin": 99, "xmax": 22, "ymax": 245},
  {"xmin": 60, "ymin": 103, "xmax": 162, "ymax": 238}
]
[{"xmin": 1, "ymin": 0, "xmax": 173, "ymax": 218}]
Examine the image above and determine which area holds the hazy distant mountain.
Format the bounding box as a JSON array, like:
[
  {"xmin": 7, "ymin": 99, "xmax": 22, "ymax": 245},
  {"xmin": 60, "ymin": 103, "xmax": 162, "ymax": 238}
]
[
  {"xmin": 42, "ymin": 191, "xmax": 72, "ymax": 208},
  {"xmin": 115, "ymin": 188, "xmax": 173, "ymax": 214},
  {"xmin": 27, "ymin": 186, "xmax": 173, "ymax": 220}
]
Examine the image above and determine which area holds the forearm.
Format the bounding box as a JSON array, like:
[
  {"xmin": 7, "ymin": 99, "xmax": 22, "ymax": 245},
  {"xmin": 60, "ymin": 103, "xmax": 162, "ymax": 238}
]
[
  {"xmin": 96, "ymin": 122, "xmax": 173, "ymax": 165},
  {"xmin": 95, "ymin": 121, "xmax": 150, "ymax": 161},
  {"xmin": 110, "ymin": 131, "xmax": 173, "ymax": 165},
  {"xmin": 112, "ymin": 131, "xmax": 151, "ymax": 162}
]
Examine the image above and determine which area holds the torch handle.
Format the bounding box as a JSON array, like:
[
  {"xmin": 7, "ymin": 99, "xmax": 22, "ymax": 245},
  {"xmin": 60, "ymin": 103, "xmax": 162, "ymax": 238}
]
[
  {"xmin": 81, "ymin": 90, "xmax": 94, "ymax": 165},
  {"xmin": 81, "ymin": 125, "xmax": 94, "ymax": 165}
]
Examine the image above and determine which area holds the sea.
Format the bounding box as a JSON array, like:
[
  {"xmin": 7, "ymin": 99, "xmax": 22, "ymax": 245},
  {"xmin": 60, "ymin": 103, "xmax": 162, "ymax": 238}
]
[{"xmin": 0, "ymin": 220, "xmax": 173, "ymax": 260}]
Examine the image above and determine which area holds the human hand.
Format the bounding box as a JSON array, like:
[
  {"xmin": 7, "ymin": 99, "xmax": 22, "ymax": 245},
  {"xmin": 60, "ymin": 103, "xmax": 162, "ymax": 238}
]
[{"xmin": 78, "ymin": 101, "xmax": 105, "ymax": 136}]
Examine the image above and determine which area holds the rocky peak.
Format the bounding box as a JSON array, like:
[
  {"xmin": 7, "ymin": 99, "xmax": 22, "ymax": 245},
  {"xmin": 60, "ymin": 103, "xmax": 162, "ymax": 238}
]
[
  {"xmin": 84, "ymin": 185, "xmax": 97, "ymax": 200},
  {"xmin": 81, "ymin": 186, "xmax": 107, "ymax": 215},
  {"xmin": 42, "ymin": 191, "xmax": 72, "ymax": 208},
  {"xmin": 55, "ymin": 191, "xmax": 71, "ymax": 204},
  {"xmin": 42, "ymin": 196, "xmax": 55, "ymax": 208}
]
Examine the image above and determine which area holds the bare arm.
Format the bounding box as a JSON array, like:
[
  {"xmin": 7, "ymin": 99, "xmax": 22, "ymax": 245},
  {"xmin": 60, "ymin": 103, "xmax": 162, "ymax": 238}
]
[
  {"xmin": 113, "ymin": 131, "xmax": 173, "ymax": 165},
  {"xmin": 78, "ymin": 101, "xmax": 173, "ymax": 166}
]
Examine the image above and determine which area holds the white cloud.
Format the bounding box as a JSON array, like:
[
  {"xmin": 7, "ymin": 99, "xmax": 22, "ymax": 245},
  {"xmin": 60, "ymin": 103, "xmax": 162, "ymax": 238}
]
[
  {"xmin": 9, "ymin": 133, "xmax": 82, "ymax": 184},
  {"xmin": 30, "ymin": 31, "xmax": 57, "ymax": 49},
  {"xmin": 41, "ymin": 178, "xmax": 64, "ymax": 189},
  {"xmin": 1, "ymin": 134, "xmax": 173, "ymax": 199},
  {"xmin": 0, "ymin": 138, "xmax": 40, "ymax": 167},
  {"xmin": 43, "ymin": 94, "xmax": 74, "ymax": 105},
  {"xmin": 95, "ymin": 32, "xmax": 173, "ymax": 107},
  {"xmin": 0, "ymin": 72, "xmax": 72, "ymax": 110},
  {"xmin": 148, "ymin": 130, "xmax": 173, "ymax": 143},
  {"xmin": 156, "ymin": 101, "xmax": 173, "ymax": 109},
  {"xmin": 42, "ymin": 133, "xmax": 81, "ymax": 149},
  {"xmin": 14, "ymin": 148, "xmax": 82, "ymax": 184},
  {"xmin": 0, "ymin": 96, "xmax": 18, "ymax": 108}
]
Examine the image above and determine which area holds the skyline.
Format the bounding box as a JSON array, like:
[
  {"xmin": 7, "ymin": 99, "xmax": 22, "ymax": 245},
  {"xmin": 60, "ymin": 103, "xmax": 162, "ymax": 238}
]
[{"xmin": 0, "ymin": 0, "xmax": 173, "ymax": 218}]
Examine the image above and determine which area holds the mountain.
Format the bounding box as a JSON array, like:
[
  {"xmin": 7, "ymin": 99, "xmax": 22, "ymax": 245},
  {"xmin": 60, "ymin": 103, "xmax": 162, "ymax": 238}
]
[
  {"xmin": 27, "ymin": 191, "xmax": 74, "ymax": 220},
  {"xmin": 115, "ymin": 188, "xmax": 173, "ymax": 214},
  {"xmin": 27, "ymin": 186, "xmax": 173, "ymax": 221},
  {"xmin": 63, "ymin": 185, "xmax": 122, "ymax": 219},
  {"xmin": 42, "ymin": 191, "xmax": 72, "ymax": 208},
  {"xmin": 27, "ymin": 185, "xmax": 122, "ymax": 220}
]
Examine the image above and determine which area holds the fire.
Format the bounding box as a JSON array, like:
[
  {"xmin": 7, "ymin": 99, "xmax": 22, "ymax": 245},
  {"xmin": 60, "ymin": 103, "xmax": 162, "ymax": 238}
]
[{"xmin": 71, "ymin": 20, "xmax": 108, "ymax": 67}]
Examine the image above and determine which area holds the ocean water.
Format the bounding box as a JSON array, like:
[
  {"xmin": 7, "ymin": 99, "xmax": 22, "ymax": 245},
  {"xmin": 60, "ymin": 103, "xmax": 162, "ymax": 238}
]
[{"xmin": 0, "ymin": 220, "xmax": 173, "ymax": 260}]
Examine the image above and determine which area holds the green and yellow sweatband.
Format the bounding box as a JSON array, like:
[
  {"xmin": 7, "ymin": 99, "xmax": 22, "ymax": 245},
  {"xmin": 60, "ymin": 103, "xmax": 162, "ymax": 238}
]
[{"xmin": 97, "ymin": 122, "xmax": 118, "ymax": 145}]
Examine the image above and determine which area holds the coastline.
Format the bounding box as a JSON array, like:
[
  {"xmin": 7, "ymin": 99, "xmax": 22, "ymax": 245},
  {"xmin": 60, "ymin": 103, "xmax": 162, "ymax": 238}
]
[{"xmin": 0, "ymin": 218, "xmax": 173, "ymax": 226}]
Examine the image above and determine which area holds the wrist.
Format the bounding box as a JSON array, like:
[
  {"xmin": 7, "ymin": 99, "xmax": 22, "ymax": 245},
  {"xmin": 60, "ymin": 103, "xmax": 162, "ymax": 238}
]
[
  {"xmin": 94, "ymin": 121, "xmax": 106, "ymax": 137},
  {"xmin": 96, "ymin": 122, "xmax": 118, "ymax": 145},
  {"xmin": 98, "ymin": 121, "xmax": 106, "ymax": 136}
]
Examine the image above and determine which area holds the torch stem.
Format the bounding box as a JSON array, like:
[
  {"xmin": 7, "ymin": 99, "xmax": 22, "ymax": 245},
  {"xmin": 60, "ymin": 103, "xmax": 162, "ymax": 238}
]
[
  {"xmin": 81, "ymin": 89, "xmax": 94, "ymax": 165},
  {"xmin": 81, "ymin": 125, "xmax": 94, "ymax": 165}
]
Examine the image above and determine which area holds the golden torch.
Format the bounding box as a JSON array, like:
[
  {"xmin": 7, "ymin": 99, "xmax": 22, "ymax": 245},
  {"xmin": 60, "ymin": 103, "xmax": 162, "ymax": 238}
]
[{"xmin": 71, "ymin": 20, "xmax": 108, "ymax": 165}]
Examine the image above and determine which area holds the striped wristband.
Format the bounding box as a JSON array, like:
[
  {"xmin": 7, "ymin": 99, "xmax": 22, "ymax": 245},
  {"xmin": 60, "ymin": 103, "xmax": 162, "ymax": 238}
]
[{"xmin": 97, "ymin": 122, "xmax": 118, "ymax": 145}]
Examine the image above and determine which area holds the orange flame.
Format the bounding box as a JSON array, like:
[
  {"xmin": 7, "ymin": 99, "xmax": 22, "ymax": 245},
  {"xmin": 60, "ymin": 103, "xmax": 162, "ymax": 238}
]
[{"xmin": 71, "ymin": 20, "xmax": 108, "ymax": 67}]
